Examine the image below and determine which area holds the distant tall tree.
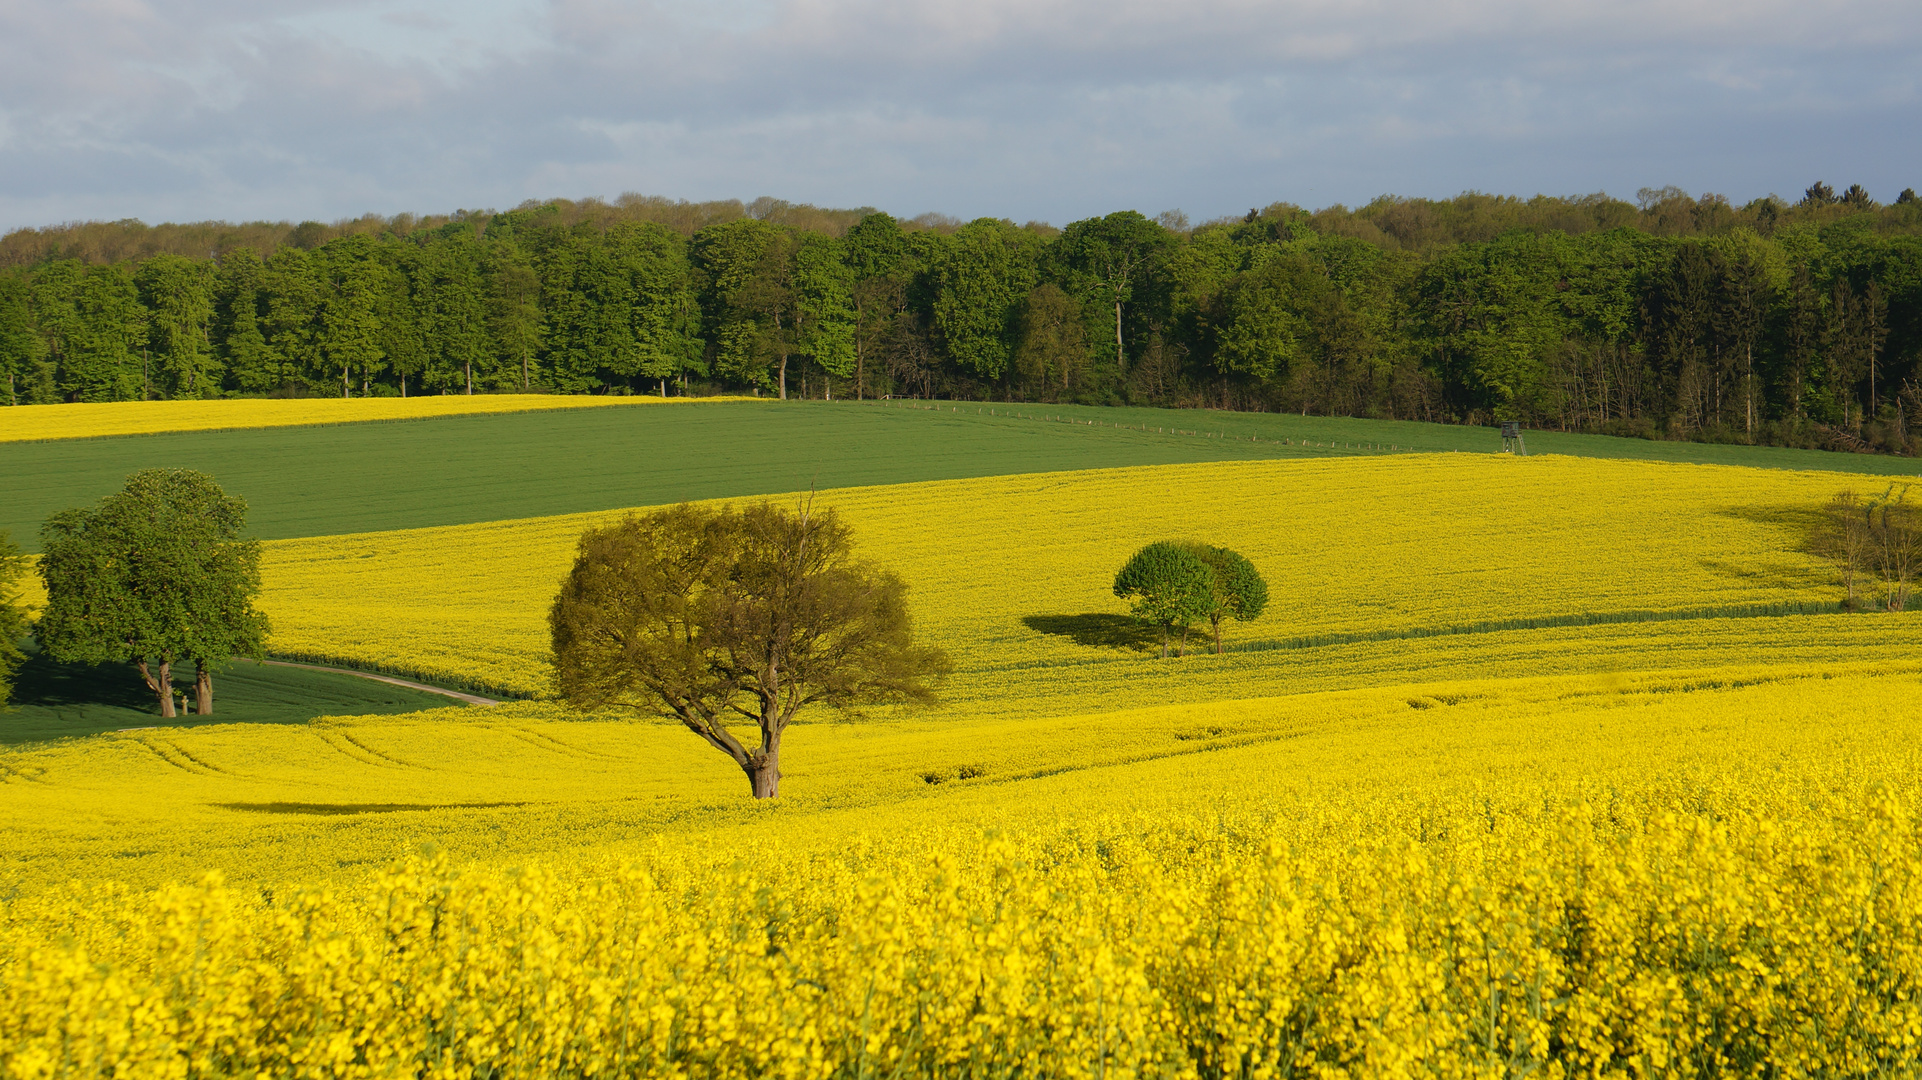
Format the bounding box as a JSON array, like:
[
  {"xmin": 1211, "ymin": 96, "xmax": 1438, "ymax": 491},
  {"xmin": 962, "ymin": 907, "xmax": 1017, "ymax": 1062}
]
[
  {"xmin": 315, "ymin": 240, "xmax": 387, "ymax": 397},
  {"xmin": 608, "ymin": 223, "xmax": 701, "ymax": 395},
  {"xmin": 550, "ymin": 502, "xmax": 950, "ymax": 798},
  {"xmin": 212, "ymin": 249, "xmax": 282, "ymax": 393},
  {"xmin": 260, "ymin": 247, "xmax": 322, "ymax": 392},
  {"xmin": 134, "ymin": 254, "xmax": 218, "ymax": 398},
  {"xmin": 1054, "ymin": 211, "xmax": 1173, "ymax": 370},
  {"xmin": 32, "ymin": 261, "xmax": 144, "ymax": 402},
  {"xmin": 793, "ymin": 233, "xmax": 856, "ymax": 395},
  {"xmin": 417, "ymin": 235, "xmax": 489, "ymax": 394},
  {"xmin": 1713, "ymin": 248, "xmax": 1771, "ymax": 436},
  {"xmin": 37, "ymin": 470, "xmax": 269, "ymax": 717},
  {"xmin": 0, "ymin": 273, "xmax": 49, "ymax": 405},
  {"xmin": 1181, "ymin": 544, "xmax": 1268, "ymax": 654},
  {"xmin": 1648, "ymin": 243, "xmax": 1718, "ymax": 432},
  {"xmin": 1779, "ymin": 263, "xmax": 1823, "ymax": 420},
  {"xmin": 486, "ymin": 244, "xmax": 543, "ymax": 390},
  {"xmin": 1113, "ymin": 541, "xmax": 1215, "ymax": 658},
  {"xmin": 693, "ymin": 219, "xmax": 796, "ymax": 396},
  {"xmin": 932, "ymin": 219, "xmax": 1040, "ymax": 383},
  {"xmin": 843, "ymin": 213, "xmax": 911, "ymax": 399},
  {"xmin": 1014, "ymin": 284, "xmax": 1089, "ymax": 398}
]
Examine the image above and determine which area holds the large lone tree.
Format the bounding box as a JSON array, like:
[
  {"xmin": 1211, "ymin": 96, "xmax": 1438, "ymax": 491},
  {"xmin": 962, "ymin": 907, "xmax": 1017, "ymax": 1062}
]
[
  {"xmin": 549, "ymin": 501, "xmax": 950, "ymax": 798},
  {"xmin": 1113, "ymin": 541, "xmax": 1215, "ymax": 658},
  {"xmin": 37, "ymin": 469, "xmax": 269, "ymax": 717}
]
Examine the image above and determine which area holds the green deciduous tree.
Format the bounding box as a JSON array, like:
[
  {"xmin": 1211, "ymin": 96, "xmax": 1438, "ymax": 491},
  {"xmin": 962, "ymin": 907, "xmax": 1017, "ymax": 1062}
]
[
  {"xmin": 932, "ymin": 219, "xmax": 1040, "ymax": 382},
  {"xmin": 1113, "ymin": 541, "xmax": 1215, "ymax": 658},
  {"xmin": 486, "ymin": 245, "xmax": 543, "ymax": 391},
  {"xmin": 794, "ymin": 233, "xmax": 856, "ymax": 395},
  {"xmin": 134, "ymin": 254, "xmax": 218, "ymax": 398},
  {"xmin": 315, "ymin": 238, "xmax": 389, "ymax": 397},
  {"xmin": 212, "ymin": 249, "xmax": 284, "ymax": 394},
  {"xmin": 260, "ymin": 247, "xmax": 323, "ymax": 393},
  {"xmin": 0, "ymin": 273, "xmax": 50, "ymax": 405},
  {"xmin": 37, "ymin": 470, "xmax": 269, "ymax": 717},
  {"xmin": 1055, "ymin": 210, "xmax": 1173, "ymax": 370},
  {"xmin": 549, "ymin": 501, "xmax": 950, "ymax": 798},
  {"xmin": 844, "ymin": 213, "xmax": 913, "ymax": 400},
  {"xmin": 693, "ymin": 219, "xmax": 798, "ymax": 397},
  {"xmin": 31, "ymin": 261, "xmax": 144, "ymax": 402},
  {"xmin": 1014, "ymin": 283, "xmax": 1089, "ymax": 398},
  {"xmin": 1181, "ymin": 544, "xmax": 1269, "ymax": 654}
]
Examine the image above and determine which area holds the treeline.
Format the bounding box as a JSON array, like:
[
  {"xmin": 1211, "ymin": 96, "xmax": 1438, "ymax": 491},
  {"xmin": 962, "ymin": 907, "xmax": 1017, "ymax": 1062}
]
[{"xmin": 4, "ymin": 184, "xmax": 1922, "ymax": 453}]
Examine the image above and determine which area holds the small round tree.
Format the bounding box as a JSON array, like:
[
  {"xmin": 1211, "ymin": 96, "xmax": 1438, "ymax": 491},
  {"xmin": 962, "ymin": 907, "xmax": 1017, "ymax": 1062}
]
[
  {"xmin": 38, "ymin": 470, "xmax": 269, "ymax": 717},
  {"xmin": 1183, "ymin": 544, "xmax": 1269, "ymax": 654},
  {"xmin": 550, "ymin": 501, "xmax": 951, "ymax": 799},
  {"xmin": 1112, "ymin": 541, "xmax": 1215, "ymax": 658}
]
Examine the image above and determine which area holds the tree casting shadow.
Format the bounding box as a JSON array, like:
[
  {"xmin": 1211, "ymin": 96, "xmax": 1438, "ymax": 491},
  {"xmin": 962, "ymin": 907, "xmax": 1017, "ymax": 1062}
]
[{"xmin": 1021, "ymin": 613, "xmax": 1161, "ymax": 653}]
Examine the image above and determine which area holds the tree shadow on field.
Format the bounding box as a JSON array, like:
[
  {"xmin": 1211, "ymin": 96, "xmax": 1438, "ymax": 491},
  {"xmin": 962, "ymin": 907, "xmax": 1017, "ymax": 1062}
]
[{"xmin": 1021, "ymin": 613, "xmax": 1160, "ymax": 653}]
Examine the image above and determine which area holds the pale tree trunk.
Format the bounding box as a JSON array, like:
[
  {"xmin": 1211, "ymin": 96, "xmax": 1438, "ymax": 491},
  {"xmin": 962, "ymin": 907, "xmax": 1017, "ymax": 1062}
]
[
  {"xmin": 400, "ymin": 373, "xmax": 407, "ymax": 397},
  {"xmin": 137, "ymin": 658, "xmax": 176, "ymax": 718},
  {"xmin": 195, "ymin": 660, "xmax": 213, "ymax": 716},
  {"xmin": 1115, "ymin": 299, "xmax": 1125, "ymax": 370},
  {"xmin": 779, "ymin": 354, "xmax": 788, "ymax": 400},
  {"xmin": 465, "ymin": 360, "xmax": 473, "ymax": 395}
]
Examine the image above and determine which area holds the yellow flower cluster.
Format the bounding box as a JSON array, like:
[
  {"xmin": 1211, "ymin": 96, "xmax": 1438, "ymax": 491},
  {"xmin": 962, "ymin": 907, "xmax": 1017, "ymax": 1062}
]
[
  {"xmin": 4, "ymin": 782, "xmax": 1919, "ymax": 1078},
  {"xmin": 0, "ymin": 394, "xmax": 751, "ymax": 444},
  {"xmin": 258, "ymin": 453, "xmax": 1888, "ymax": 703}
]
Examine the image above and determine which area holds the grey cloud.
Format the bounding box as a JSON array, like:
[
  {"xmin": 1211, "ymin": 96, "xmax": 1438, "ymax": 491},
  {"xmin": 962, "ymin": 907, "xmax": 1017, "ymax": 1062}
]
[{"xmin": 0, "ymin": 0, "xmax": 1917, "ymax": 231}]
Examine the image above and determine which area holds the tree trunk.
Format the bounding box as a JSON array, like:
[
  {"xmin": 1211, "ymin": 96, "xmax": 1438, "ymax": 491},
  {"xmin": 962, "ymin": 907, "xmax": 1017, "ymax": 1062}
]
[
  {"xmin": 779, "ymin": 354, "xmax": 788, "ymax": 400},
  {"xmin": 400, "ymin": 373, "xmax": 407, "ymax": 397},
  {"xmin": 1114, "ymin": 299, "xmax": 1125, "ymax": 370},
  {"xmin": 137, "ymin": 658, "xmax": 176, "ymax": 718},
  {"xmin": 1160, "ymin": 625, "xmax": 1169, "ymax": 660},
  {"xmin": 745, "ymin": 747, "xmax": 781, "ymax": 798},
  {"xmin": 1212, "ymin": 615, "xmax": 1223, "ymax": 655},
  {"xmin": 195, "ymin": 660, "xmax": 213, "ymax": 715},
  {"xmin": 466, "ymin": 360, "xmax": 473, "ymax": 395}
]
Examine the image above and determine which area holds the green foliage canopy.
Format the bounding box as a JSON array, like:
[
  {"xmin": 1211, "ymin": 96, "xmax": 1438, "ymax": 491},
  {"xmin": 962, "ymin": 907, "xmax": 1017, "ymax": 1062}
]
[
  {"xmin": 37, "ymin": 469, "xmax": 269, "ymax": 718},
  {"xmin": 549, "ymin": 501, "xmax": 950, "ymax": 798},
  {"xmin": 1112, "ymin": 541, "xmax": 1216, "ymax": 658},
  {"xmin": 1181, "ymin": 543, "xmax": 1269, "ymax": 654}
]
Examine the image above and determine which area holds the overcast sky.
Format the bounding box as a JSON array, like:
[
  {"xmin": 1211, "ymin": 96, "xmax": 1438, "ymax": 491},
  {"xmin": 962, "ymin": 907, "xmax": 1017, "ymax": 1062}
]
[{"xmin": 1, "ymin": 0, "xmax": 1917, "ymax": 232}]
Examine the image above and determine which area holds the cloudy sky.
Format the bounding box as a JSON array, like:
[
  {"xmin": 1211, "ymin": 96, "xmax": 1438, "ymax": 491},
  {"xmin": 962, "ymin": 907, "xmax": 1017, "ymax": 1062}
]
[{"xmin": 1, "ymin": 0, "xmax": 1916, "ymax": 231}]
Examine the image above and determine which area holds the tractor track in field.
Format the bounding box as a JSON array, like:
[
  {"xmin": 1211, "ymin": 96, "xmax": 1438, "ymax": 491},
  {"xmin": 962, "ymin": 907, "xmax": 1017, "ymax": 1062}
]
[{"xmin": 260, "ymin": 659, "xmax": 501, "ymax": 706}]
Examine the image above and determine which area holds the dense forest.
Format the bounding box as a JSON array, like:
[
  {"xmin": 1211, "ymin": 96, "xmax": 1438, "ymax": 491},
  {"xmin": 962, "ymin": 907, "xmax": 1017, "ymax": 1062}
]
[{"xmin": 4, "ymin": 184, "xmax": 1921, "ymax": 453}]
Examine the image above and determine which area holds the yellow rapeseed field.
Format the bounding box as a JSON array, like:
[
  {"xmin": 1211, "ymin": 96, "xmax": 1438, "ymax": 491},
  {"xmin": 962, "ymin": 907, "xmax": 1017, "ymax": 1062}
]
[
  {"xmin": 0, "ymin": 394, "xmax": 754, "ymax": 443},
  {"xmin": 4, "ymin": 667, "xmax": 1922, "ymax": 1076},
  {"xmin": 9, "ymin": 451, "xmax": 1922, "ymax": 1077},
  {"xmin": 260, "ymin": 453, "xmax": 1893, "ymax": 706}
]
